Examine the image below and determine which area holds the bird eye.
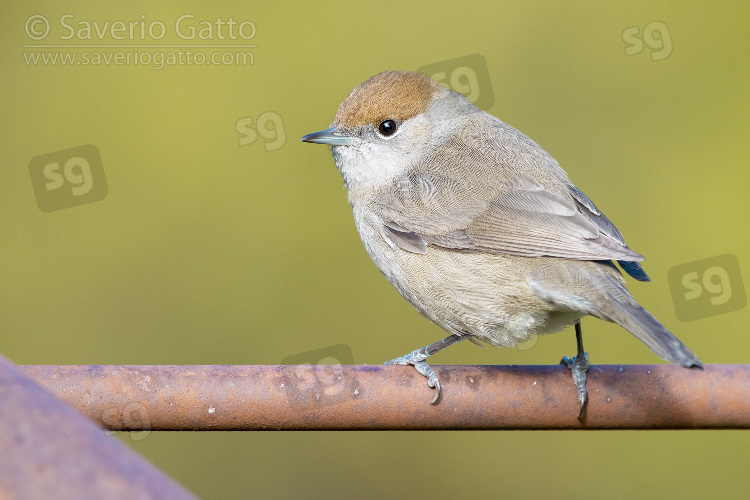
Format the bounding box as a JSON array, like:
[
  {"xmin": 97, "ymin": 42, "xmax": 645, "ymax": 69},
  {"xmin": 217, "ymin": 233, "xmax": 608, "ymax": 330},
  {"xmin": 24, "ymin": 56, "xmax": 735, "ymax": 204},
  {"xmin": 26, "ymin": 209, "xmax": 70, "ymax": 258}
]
[{"xmin": 377, "ymin": 119, "xmax": 398, "ymax": 136}]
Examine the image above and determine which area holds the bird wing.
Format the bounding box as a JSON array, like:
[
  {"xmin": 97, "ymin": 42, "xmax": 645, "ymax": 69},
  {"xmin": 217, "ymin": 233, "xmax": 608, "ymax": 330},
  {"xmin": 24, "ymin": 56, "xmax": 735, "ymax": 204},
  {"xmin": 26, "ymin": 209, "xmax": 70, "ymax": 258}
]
[{"xmin": 376, "ymin": 115, "xmax": 644, "ymax": 263}]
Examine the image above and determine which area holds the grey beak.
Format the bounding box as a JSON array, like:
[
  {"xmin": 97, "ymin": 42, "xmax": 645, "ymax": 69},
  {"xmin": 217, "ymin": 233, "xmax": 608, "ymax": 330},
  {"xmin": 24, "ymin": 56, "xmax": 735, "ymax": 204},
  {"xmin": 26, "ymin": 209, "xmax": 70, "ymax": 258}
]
[{"xmin": 300, "ymin": 128, "xmax": 358, "ymax": 146}]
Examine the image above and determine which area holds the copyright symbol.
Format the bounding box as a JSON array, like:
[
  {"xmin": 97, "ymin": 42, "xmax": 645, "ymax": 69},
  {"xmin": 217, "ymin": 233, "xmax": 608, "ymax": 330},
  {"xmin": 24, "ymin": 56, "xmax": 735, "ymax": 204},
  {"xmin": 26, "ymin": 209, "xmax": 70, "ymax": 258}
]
[{"xmin": 25, "ymin": 15, "xmax": 50, "ymax": 41}]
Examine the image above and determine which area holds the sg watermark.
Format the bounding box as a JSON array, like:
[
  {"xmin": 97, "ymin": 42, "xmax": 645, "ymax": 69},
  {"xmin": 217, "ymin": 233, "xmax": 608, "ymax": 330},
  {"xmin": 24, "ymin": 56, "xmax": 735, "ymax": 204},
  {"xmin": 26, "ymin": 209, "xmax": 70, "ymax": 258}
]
[
  {"xmin": 417, "ymin": 54, "xmax": 494, "ymax": 110},
  {"xmin": 623, "ymin": 21, "xmax": 673, "ymax": 61},
  {"xmin": 280, "ymin": 344, "xmax": 360, "ymax": 412},
  {"xmin": 236, "ymin": 111, "xmax": 286, "ymax": 150},
  {"xmin": 102, "ymin": 401, "xmax": 152, "ymax": 442},
  {"xmin": 28, "ymin": 144, "xmax": 107, "ymax": 212},
  {"xmin": 668, "ymin": 254, "xmax": 746, "ymax": 321},
  {"xmin": 23, "ymin": 14, "xmax": 256, "ymax": 70},
  {"xmin": 515, "ymin": 333, "xmax": 539, "ymax": 352}
]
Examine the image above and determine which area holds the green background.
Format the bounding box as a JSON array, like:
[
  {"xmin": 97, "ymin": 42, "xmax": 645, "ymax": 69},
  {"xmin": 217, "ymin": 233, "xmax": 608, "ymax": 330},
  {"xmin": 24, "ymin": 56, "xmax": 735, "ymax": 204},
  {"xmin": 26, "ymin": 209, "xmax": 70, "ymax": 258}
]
[{"xmin": 2, "ymin": 1, "xmax": 749, "ymax": 498}]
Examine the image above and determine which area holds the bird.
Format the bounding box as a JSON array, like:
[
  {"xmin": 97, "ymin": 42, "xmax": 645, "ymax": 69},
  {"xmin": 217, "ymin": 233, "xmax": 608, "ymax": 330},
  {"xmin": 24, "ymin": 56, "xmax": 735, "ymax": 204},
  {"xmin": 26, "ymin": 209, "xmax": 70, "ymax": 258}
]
[{"xmin": 300, "ymin": 70, "xmax": 702, "ymax": 416}]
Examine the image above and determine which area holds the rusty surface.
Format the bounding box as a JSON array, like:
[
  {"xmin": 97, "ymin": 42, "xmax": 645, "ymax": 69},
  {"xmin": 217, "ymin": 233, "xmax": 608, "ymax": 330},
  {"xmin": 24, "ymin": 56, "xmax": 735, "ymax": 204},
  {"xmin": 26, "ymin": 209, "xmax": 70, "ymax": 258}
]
[
  {"xmin": 18, "ymin": 363, "xmax": 750, "ymax": 430},
  {"xmin": 0, "ymin": 354, "xmax": 198, "ymax": 500}
]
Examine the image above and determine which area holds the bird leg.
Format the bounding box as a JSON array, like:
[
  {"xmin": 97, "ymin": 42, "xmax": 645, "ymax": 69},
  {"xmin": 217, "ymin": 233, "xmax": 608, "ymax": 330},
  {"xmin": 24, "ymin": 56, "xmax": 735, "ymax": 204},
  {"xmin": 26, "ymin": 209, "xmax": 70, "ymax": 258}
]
[
  {"xmin": 560, "ymin": 322, "xmax": 590, "ymax": 418},
  {"xmin": 385, "ymin": 333, "xmax": 466, "ymax": 404}
]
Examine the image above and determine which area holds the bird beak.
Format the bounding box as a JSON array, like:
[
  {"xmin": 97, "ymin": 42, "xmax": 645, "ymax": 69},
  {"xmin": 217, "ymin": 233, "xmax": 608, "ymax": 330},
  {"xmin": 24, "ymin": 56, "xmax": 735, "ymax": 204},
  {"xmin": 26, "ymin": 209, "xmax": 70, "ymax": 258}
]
[{"xmin": 300, "ymin": 128, "xmax": 358, "ymax": 146}]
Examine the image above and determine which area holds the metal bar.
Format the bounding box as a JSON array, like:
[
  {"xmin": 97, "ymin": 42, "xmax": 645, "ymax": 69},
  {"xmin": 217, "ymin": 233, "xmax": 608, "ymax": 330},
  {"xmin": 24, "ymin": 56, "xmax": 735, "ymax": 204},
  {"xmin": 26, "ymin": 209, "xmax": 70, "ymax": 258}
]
[
  {"xmin": 0, "ymin": 355, "xmax": 198, "ymax": 499},
  {"xmin": 19, "ymin": 364, "xmax": 750, "ymax": 430}
]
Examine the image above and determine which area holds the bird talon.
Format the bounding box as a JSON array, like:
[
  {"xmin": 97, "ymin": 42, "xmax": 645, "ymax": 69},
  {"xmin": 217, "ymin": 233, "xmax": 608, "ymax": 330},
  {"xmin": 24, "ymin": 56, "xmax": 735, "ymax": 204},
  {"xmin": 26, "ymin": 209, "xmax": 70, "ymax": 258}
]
[
  {"xmin": 562, "ymin": 351, "xmax": 589, "ymax": 419},
  {"xmin": 386, "ymin": 349, "xmax": 443, "ymax": 404},
  {"xmin": 560, "ymin": 355, "xmax": 574, "ymax": 369},
  {"xmin": 429, "ymin": 379, "xmax": 441, "ymax": 404}
]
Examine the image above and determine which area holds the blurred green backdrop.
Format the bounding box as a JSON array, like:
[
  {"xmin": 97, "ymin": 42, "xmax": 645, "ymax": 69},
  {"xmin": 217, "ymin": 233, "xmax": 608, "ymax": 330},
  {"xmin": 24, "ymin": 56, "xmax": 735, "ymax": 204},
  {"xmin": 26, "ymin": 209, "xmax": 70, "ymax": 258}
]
[{"xmin": 2, "ymin": 1, "xmax": 749, "ymax": 498}]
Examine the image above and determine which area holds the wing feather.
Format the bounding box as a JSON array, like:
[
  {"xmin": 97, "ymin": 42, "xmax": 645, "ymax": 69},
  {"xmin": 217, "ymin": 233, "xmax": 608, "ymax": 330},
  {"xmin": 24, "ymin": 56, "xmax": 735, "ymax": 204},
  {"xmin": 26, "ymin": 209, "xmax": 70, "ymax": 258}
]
[{"xmin": 376, "ymin": 115, "xmax": 645, "ymax": 265}]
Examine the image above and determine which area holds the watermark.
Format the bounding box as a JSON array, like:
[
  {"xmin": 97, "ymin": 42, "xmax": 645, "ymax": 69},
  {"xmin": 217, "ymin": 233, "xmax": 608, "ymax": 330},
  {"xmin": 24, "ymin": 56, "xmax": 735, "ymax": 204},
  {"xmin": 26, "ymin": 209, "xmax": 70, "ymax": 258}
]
[
  {"xmin": 668, "ymin": 254, "xmax": 746, "ymax": 321},
  {"xmin": 28, "ymin": 144, "xmax": 107, "ymax": 212},
  {"xmin": 23, "ymin": 48, "xmax": 253, "ymax": 70},
  {"xmin": 280, "ymin": 344, "xmax": 360, "ymax": 412},
  {"xmin": 22, "ymin": 14, "xmax": 256, "ymax": 70},
  {"xmin": 622, "ymin": 21, "xmax": 673, "ymax": 61},
  {"xmin": 102, "ymin": 401, "xmax": 152, "ymax": 442},
  {"xmin": 417, "ymin": 54, "xmax": 494, "ymax": 110},
  {"xmin": 516, "ymin": 333, "xmax": 539, "ymax": 352},
  {"xmin": 236, "ymin": 111, "xmax": 286, "ymax": 150}
]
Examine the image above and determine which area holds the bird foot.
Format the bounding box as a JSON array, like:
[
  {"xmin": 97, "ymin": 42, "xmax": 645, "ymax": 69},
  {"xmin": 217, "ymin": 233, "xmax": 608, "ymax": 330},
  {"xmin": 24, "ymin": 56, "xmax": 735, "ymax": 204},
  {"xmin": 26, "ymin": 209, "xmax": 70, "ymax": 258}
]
[
  {"xmin": 561, "ymin": 352, "xmax": 589, "ymax": 418},
  {"xmin": 385, "ymin": 349, "xmax": 441, "ymax": 404}
]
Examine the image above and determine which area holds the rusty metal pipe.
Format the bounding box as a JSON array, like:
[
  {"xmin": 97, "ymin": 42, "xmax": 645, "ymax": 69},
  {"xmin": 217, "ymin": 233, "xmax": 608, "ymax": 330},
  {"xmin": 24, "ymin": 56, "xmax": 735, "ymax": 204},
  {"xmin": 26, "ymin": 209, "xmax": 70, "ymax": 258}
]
[{"xmin": 19, "ymin": 364, "xmax": 750, "ymax": 430}]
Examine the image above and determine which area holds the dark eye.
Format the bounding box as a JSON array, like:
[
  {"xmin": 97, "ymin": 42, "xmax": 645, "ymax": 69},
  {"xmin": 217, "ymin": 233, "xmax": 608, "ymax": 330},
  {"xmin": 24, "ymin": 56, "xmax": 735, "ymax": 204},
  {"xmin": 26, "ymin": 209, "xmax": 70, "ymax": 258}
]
[{"xmin": 378, "ymin": 119, "xmax": 397, "ymax": 136}]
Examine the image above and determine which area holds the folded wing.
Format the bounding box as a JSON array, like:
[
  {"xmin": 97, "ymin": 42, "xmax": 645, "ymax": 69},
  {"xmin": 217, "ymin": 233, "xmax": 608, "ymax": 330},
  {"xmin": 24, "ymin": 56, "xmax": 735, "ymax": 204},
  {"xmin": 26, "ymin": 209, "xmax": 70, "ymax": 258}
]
[{"xmin": 376, "ymin": 115, "xmax": 649, "ymax": 276}]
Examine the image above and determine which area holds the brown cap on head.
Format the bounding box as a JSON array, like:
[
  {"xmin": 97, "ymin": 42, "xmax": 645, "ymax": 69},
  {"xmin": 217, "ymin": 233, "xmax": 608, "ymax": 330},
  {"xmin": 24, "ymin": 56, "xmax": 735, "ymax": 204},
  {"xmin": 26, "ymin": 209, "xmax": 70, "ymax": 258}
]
[{"xmin": 333, "ymin": 71, "xmax": 441, "ymax": 131}]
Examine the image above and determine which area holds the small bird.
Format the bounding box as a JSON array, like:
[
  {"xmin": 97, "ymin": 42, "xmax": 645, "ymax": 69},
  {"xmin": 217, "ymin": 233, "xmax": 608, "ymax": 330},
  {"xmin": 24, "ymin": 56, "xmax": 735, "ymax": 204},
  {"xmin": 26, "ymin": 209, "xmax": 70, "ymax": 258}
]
[{"xmin": 301, "ymin": 71, "xmax": 702, "ymax": 416}]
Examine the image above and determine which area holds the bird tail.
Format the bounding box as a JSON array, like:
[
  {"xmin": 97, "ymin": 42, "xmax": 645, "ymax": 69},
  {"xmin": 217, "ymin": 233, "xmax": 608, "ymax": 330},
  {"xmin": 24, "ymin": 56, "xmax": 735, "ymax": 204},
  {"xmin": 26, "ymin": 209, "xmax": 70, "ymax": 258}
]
[
  {"xmin": 591, "ymin": 284, "xmax": 703, "ymax": 369},
  {"xmin": 531, "ymin": 261, "xmax": 702, "ymax": 369}
]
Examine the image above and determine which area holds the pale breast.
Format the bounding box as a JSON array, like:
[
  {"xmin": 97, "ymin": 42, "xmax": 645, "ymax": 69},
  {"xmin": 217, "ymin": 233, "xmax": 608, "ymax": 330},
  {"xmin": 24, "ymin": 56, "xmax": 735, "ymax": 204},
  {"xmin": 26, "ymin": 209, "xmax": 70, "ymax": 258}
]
[{"xmin": 351, "ymin": 206, "xmax": 576, "ymax": 347}]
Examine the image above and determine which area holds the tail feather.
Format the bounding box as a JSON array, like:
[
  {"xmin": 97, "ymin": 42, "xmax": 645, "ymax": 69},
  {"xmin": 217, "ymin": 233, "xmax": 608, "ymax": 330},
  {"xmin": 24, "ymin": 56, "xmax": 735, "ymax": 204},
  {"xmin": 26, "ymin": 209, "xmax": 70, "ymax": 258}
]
[
  {"xmin": 530, "ymin": 261, "xmax": 702, "ymax": 368},
  {"xmin": 595, "ymin": 291, "xmax": 702, "ymax": 369}
]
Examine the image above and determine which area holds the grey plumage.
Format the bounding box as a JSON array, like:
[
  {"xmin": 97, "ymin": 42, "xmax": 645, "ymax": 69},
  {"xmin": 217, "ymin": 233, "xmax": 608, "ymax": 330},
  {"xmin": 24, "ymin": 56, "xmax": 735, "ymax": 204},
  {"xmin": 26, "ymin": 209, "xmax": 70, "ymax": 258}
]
[{"xmin": 301, "ymin": 71, "xmax": 702, "ymax": 406}]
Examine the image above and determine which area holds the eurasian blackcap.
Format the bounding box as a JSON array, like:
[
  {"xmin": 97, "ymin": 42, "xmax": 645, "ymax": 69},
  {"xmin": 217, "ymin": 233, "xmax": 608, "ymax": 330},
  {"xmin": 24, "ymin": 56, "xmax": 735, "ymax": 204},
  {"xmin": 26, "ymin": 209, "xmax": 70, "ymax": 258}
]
[{"xmin": 301, "ymin": 71, "xmax": 702, "ymax": 415}]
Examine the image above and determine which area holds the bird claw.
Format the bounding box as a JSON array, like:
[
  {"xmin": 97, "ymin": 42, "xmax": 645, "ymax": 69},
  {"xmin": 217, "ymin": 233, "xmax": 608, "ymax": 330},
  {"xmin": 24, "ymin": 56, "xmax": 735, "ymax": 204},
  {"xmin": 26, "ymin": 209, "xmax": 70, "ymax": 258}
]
[
  {"xmin": 561, "ymin": 352, "xmax": 589, "ymax": 418},
  {"xmin": 386, "ymin": 349, "xmax": 441, "ymax": 404}
]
